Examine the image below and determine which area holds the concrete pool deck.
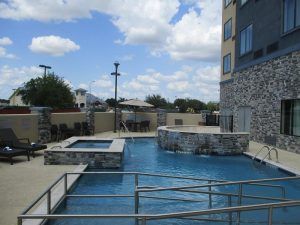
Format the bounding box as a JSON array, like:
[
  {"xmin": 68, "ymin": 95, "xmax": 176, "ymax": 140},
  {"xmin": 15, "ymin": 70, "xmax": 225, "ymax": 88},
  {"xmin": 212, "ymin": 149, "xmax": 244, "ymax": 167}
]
[{"xmin": 0, "ymin": 130, "xmax": 300, "ymax": 225}]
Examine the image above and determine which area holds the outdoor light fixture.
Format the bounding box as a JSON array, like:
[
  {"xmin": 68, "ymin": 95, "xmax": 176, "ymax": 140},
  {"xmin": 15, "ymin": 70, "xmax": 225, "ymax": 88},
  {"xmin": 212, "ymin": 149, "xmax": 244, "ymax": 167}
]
[
  {"xmin": 111, "ymin": 61, "xmax": 120, "ymax": 133},
  {"xmin": 39, "ymin": 64, "xmax": 52, "ymax": 76}
]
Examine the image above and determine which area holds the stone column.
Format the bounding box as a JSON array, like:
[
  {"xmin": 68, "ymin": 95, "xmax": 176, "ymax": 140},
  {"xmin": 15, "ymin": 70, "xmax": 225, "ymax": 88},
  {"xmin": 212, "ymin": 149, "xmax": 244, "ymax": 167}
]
[
  {"xmin": 116, "ymin": 108, "xmax": 121, "ymax": 131},
  {"xmin": 157, "ymin": 109, "xmax": 167, "ymax": 127},
  {"xmin": 86, "ymin": 107, "xmax": 95, "ymax": 135},
  {"xmin": 31, "ymin": 107, "xmax": 51, "ymax": 144}
]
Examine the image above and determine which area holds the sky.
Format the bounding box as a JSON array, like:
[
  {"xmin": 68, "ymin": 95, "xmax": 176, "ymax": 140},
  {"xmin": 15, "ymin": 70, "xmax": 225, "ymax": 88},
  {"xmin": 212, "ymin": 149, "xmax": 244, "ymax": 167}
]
[{"xmin": 0, "ymin": 0, "xmax": 222, "ymax": 103}]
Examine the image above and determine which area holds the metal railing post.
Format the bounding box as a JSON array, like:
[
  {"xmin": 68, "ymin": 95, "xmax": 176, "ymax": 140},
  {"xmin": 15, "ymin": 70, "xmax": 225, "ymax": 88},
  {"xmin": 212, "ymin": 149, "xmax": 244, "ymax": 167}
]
[
  {"xmin": 47, "ymin": 190, "xmax": 51, "ymax": 214},
  {"xmin": 17, "ymin": 217, "xmax": 22, "ymax": 225},
  {"xmin": 208, "ymin": 181, "xmax": 212, "ymax": 208},
  {"xmin": 134, "ymin": 174, "xmax": 139, "ymax": 225},
  {"xmin": 237, "ymin": 184, "xmax": 243, "ymax": 225},
  {"xmin": 268, "ymin": 207, "xmax": 273, "ymax": 225},
  {"xmin": 64, "ymin": 173, "xmax": 68, "ymax": 195},
  {"xmin": 141, "ymin": 217, "xmax": 147, "ymax": 225},
  {"xmin": 228, "ymin": 195, "xmax": 232, "ymax": 225}
]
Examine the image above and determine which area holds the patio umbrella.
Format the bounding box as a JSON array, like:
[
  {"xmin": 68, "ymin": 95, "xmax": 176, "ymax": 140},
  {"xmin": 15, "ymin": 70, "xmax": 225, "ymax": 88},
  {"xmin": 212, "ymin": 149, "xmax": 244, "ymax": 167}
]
[{"xmin": 119, "ymin": 99, "xmax": 154, "ymax": 122}]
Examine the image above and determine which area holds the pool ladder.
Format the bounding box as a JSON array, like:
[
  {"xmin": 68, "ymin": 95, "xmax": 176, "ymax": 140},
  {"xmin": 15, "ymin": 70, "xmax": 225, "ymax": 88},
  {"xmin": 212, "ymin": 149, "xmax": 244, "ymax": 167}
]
[
  {"xmin": 253, "ymin": 145, "xmax": 279, "ymax": 164},
  {"xmin": 119, "ymin": 121, "xmax": 135, "ymax": 143}
]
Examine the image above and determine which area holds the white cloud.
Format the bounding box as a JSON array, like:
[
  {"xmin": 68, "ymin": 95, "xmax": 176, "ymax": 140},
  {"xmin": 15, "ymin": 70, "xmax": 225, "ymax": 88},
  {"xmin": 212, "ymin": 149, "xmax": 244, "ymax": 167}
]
[
  {"xmin": 94, "ymin": 75, "xmax": 113, "ymax": 88},
  {"xmin": 0, "ymin": 65, "xmax": 42, "ymax": 98},
  {"xmin": 0, "ymin": 37, "xmax": 13, "ymax": 45},
  {"xmin": 167, "ymin": 81, "xmax": 190, "ymax": 92},
  {"xmin": 0, "ymin": 0, "xmax": 221, "ymax": 61},
  {"xmin": 121, "ymin": 54, "xmax": 134, "ymax": 61},
  {"xmin": 0, "ymin": 46, "xmax": 16, "ymax": 59},
  {"xmin": 28, "ymin": 35, "xmax": 80, "ymax": 56}
]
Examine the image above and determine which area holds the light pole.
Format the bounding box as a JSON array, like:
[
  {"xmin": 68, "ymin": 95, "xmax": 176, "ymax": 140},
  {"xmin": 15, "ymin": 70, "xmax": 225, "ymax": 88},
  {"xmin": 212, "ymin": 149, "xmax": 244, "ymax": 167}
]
[
  {"xmin": 39, "ymin": 64, "xmax": 51, "ymax": 75},
  {"xmin": 111, "ymin": 61, "xmax": 120, "ymax": 133}
]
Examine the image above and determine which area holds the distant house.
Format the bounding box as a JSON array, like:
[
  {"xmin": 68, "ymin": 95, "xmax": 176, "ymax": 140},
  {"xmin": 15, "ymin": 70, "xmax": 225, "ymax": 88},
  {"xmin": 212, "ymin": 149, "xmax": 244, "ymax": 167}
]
[
  {"xmin": 74, "ymin": 88, "xmax": 108, "ymax": 109},
  {"xmin": 9, "ymin": 88, "xmax": 28, "ymax": 106},
  {"xmin": 0, "ymin": 99, "xmax": 9, "ymax": 106}
]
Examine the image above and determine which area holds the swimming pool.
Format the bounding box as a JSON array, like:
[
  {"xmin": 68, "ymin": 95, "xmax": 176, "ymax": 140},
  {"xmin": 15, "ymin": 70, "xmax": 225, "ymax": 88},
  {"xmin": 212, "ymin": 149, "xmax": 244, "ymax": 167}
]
[{"xmin": 45, "ymin": 138, "xmax": 300, "ymax": 224}]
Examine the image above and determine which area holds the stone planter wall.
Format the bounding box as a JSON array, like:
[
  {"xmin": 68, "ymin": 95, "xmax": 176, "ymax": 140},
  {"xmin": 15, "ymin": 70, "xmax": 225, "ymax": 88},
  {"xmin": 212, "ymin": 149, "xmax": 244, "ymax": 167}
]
[{"xmin": 157, "ymin": 126, "xmax": 249, "ymax": 155}]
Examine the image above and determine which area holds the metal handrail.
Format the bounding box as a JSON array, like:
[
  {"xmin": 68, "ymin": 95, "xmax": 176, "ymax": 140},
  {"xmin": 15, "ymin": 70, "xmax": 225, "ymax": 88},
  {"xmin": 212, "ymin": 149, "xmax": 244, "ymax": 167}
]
[
  {"xmin": 18, "ymin": 201, "xmax": 300, "ymax": 224},
  {"xmin": 18, "ymin": 172, "xmax": 300, "ymax": 225},
  {"xmin": 253, "ymin": 145, "xmax": 270, "ymax": 160},
  {"xmin": 120, "ymin": 121, "xmax": 135, "ymax": 143},
  {"xmin": 260, "ymin": 147, "xmax": 279, "ymax": 163}
]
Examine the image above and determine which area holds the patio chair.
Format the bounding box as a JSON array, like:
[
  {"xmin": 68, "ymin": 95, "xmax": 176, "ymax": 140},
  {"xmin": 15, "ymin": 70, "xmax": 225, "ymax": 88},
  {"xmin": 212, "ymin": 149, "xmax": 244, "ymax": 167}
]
[
  {"xmin": 0, "ymin": 128, "xmax": 47, "ymax": 158},
  {"xmin": 140, "ymin": 120, "xmax": 150, "ymax": 132},
  {"xmin": 74, "ymin": 122, "xmax": 82, "ymax": 136},
  {"xmin": 0, "ymin": 141, "xmax": 30, "ymax": 165},
  {"xmin": 81, "ymin": 122, "xmax": 91, "ymax": 135},
  {"xmin": 59, "ymin": 124, "xmax": 76, "ymax": 140},
  {"xmin": 50, "ymin": 124, "xmax": 59, "ymax": 142},
  {"xmin": 175, "ymin": 119, "xmax": 183, "ymax": 125},
  {"xmin": 119, "ymin": 121, "xmax": 126, "ymax": 132},
  {"xmin": 125, "ymin": 120, "xmax": 134, "ymax": 131}
]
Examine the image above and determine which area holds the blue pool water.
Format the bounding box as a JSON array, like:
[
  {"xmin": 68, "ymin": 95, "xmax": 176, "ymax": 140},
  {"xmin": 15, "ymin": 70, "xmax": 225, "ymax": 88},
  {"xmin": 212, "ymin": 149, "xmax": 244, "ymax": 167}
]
[
  {"xmin": 48, "ymin": 138, "xmax": 300, "ymax": 225},
  {"xmin": 67, "ymin": 140, "xmax": 112, "ymax": 149}
]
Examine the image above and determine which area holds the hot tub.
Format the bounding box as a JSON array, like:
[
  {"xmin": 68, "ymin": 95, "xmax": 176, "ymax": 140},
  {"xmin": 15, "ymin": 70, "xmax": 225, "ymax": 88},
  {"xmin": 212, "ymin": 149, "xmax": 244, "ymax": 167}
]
[
  {"xmin": 44, "ymin": 137, "xmax": 125, "ymax": 168},
  {"xmin": 157, "ymin": 125, "xmax": 249, "ymax": 155}
]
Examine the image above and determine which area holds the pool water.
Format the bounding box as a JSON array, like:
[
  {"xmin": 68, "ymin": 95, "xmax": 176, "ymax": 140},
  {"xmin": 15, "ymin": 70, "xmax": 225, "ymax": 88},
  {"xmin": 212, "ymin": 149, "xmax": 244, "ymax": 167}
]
[
  {"xmin": 48, "ymin": 138, "xmax": 300, "ymax": 225},
  {"xmin": 66, "ymin": 140, "xmax": 112, "ymax": 149}
]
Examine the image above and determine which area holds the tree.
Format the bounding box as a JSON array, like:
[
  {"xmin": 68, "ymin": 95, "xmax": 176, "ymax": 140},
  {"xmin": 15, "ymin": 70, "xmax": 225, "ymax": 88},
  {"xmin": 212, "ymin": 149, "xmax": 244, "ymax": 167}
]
[
  {"xmin": 145, "ymin": 94, "xmax": 167, "ymax": 108},
  {"xmin": 20, "ymin": 74, "xmax": 74, "ymax": 108},
  {"xmin": 105, "ymin": 98, "xmax": 117, "ymax": 107},
  {"xmin": 174, "ymin": 98, "xmax": 188, "ymax": 113},
  {"xmin": 206, "ymin": 101, "xmax": 219, "ymax": 112}
]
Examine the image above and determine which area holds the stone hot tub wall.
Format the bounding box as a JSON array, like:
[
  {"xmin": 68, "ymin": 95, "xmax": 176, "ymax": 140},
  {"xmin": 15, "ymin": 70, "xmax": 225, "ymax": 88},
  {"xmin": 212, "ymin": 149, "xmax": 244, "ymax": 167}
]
[
  {"xmin": 44, "ymin": 151, "xmax": 123, "ymax": 168},
  {"xmin": 157, "ymin": 126, "xmax": 249, "ymax": 155}
]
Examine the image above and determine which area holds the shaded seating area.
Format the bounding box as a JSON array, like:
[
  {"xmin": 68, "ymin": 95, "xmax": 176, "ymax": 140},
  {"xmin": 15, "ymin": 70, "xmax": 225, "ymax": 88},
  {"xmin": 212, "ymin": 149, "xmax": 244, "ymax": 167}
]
[
  {"xmin": 0, "ymin": 128, "xmax": 47, "ymax": 157},
  {"xmin": 0, "ymin": 142, "xmax": 30, "ymax": 165},
  {"xmin": 122, "ymin": 119, "xmax": 151, "ymax": 132}
]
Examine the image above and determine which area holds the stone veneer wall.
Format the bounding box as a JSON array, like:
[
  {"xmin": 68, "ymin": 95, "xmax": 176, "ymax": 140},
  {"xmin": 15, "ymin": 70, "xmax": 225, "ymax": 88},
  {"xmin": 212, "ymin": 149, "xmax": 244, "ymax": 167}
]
[
  {"xmin": 85, "ymin": 107, "xmax": 95, "ymax": 135},
  {"xmin": 157, "ymin": 109, "xmax": 167, "ymax": 127},
  {"xmin": 31, "ymin": 107, "xmax": 51, "ymax": 144},
  {"xmin": 220, "ymin": 50, "xmax": 300, "ymax": 153},
  {"xmin": 44, "ymin": 151, "xmax": 122, "ymax": 168},
  {"xmin": 157, "ymin": 128, "xmax": 249, "ymax": 155}
]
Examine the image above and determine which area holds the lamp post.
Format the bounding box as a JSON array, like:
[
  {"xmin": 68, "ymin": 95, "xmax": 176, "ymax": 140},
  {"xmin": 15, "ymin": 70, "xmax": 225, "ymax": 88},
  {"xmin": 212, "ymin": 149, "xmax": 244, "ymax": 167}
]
[
  {"xmin": 39, "ymin": 65, "xmax": 51, "ymax": 75},
  {"xmin": 111, "ymin": 61, "xmax": 120, "ymax": 133}
]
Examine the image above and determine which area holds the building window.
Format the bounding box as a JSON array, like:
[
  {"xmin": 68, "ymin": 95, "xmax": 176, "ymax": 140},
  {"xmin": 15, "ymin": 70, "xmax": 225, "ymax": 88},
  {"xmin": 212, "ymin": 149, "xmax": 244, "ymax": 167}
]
[
  {"xmin": 241, "ymin": 0, "xmax": 248, "ymax": 6},
  {"xmin": 281, "ymin": 99, "xmax": 300, "ymax": 136},
  {"xmin": 283, "ymin": 0, "xmax": 300, "ymax": 33},
  {"xmin": 224, "ymin": 19, "xmax": 232, "ymax": 41},
  {"xmin": 240, "ymin": 24, "xmax": 253, "ymax": 55},
  {"xmin": 223, "ymin": 54, "xmax": 231, "ymax": 74},
  {"xmin": 224, "ymin": 0, "xmax": 232, "ymax": 7}
]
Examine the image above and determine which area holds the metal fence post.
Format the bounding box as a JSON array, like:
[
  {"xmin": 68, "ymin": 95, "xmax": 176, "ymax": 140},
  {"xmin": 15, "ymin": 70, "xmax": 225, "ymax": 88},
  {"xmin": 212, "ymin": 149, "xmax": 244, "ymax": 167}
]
[
  {"xmin": 208, "ymin": 181, "xmax": 212, "ymax": 208},
  {"xmin": 64, "ymin": 173, "xmax": 68, "ymax": 196},
  {"xmin": 17, "ymin": 217, "xmax": 22, "ymax": 225},
  {"xmin": 237, "ymin": 184, "xmax": 243, "ymax": 225},
  {"xmin": 141, "ymin": 217, "xmax": 147, "ymax": 225},
  {"xmin": 268, "ymin": 207, "xmax": 273, "ymax": 225},
  {"xmin": 228, "ymin": 195, "xmax": 232, "ymax": 225},
  {"xmin": 47, "ymin": 190, "xmax": 51, "ymax": 214},
  {"xmin": 134, "ymin": 174, "xmax": 139, "ymax": 225}
]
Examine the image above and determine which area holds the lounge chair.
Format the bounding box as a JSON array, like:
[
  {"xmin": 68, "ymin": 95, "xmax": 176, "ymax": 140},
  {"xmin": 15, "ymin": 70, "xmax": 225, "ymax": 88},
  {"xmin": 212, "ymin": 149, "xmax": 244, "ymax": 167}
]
[
  {"xmin": 0, "ymin": 142, "xmax": 30, "ymax": 165},
  {"xmin": 0, "ymin": 128, "xmax": 47, "ymax": 157}
]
